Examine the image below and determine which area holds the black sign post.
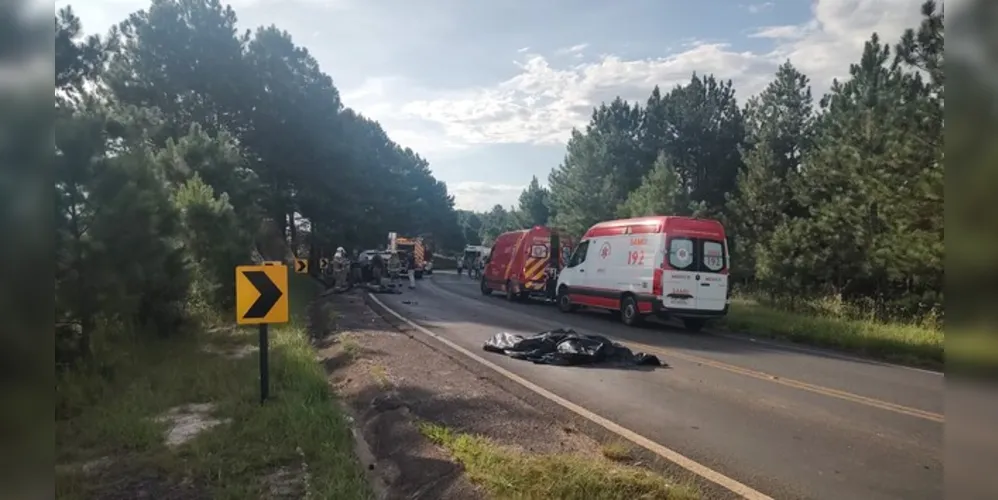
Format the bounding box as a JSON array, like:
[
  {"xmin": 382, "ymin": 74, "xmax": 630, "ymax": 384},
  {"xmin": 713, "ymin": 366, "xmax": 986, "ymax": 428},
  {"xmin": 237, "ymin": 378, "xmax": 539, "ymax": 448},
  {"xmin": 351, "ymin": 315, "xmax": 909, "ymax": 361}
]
[
  {"xmin": 259, "ymin": 324, "xmax": 269, "ymax": 404},
  {"xmin": 243, "ymin": 270, "xmax": 282, "ymax": 404}
]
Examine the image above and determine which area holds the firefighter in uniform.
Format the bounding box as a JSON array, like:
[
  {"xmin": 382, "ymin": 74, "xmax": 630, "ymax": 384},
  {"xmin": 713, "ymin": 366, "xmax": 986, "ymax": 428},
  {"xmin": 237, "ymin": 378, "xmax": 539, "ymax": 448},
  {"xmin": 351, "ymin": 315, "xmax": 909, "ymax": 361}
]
[{"xmin": 332, "ymin": 247, "xmax": 349, "ymax": 290}]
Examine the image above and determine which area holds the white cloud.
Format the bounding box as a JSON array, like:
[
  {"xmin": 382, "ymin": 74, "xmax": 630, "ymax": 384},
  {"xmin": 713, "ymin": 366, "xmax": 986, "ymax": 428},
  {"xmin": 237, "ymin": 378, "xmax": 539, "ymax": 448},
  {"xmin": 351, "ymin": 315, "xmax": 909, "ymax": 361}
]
[
  {"xmin": 555, "ymin": 43, "xmax": 590, "ymax": 55},
  {"xmin": 749, "ymin": 24, "xmax": 812, "ymax": 40},
  {"xmin": 380, "ymin": 0, "xmax": 922, "ymax": 151},
  {"xmin": 449, "ymin": 182, "xmax": 526, "ymax": 212},
  {"xmin": 398, "ymin": 42, "xmax": 776, "ymax": 147},
  {"xmin": 745, "ymin": 2, "xmax": 775, "ymax": 14}
]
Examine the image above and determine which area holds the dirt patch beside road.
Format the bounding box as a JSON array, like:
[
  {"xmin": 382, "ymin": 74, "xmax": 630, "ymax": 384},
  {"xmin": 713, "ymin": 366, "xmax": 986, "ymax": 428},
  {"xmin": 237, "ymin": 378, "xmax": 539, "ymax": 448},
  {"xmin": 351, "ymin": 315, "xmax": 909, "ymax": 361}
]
[{"xmin": 312, "ymin": 289, "xmax": 699, "ymax": 500}]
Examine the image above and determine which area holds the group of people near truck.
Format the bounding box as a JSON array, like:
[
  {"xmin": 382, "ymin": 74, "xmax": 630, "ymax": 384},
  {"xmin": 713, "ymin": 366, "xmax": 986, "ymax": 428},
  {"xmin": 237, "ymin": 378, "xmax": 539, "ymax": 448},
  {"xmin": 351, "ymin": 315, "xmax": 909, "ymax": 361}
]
[
  {"xmin": 322, "ymin": 246, "xmax": 418, "ymax": 291},
  {"xmin": 365, "ymin": 249, "xmax": 416, "ymax": 289},
  {"xmin": 457, "ymin": 245, "xmax": 488, "ymax": 278}
]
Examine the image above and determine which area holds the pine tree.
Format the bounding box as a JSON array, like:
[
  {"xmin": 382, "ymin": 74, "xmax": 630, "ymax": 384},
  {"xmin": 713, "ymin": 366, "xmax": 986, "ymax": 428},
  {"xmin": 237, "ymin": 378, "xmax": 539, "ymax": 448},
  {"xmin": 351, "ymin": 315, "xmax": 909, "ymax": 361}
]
[
  {"xmin": 657, "ymin": 73, "xmax": 745, "ymax": 213},
  {"xmin": 727, "ymin": 62, "xmax": 814, "ymax": 279},
  {"xmin": 759, "ymin": 30, "xmax": 942, "ymax": 314},
  {"xmin": 548, "ymin": 98, "xmax": 645, "ymax": 236},
  {"xmin": 517, "ymin": 176, "xmax": 551, "ymax": 227},
  {"xmin": 478, "ymin": 204, "xmax": 523, "ymax": 245},
  {"xmin": 639, "ymin": 86, "xmax": 669, "ymax": 169},
  {"xmin": 549, "ymin": 129, "xmax": 625, "ymax": 237},
  {"xmin": 618, "ymin": 153, "xmax": 688, "ymax": 218},
  {"xmin": 456, "ymin": 210, "xmax": 483, "ymax": 246}
]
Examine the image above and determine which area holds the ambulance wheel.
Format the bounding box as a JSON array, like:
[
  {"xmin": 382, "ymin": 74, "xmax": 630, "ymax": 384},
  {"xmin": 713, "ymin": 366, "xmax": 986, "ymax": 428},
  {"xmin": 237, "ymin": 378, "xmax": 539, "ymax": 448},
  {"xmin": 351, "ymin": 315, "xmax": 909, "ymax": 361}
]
[
  {"xmin": 480, "ymin": 278, "xmax": 492, "ymax": 296},
  {"xmin": 620, "ymin": 295, "xmax": 643, "ymax": 327},
  {"xmin": 683, "ymin": 318, "xmax": 706, "ymax": 332},
  {"xmin": 557, "ymin": 287, "xmax": 576, "ymax": 313}
]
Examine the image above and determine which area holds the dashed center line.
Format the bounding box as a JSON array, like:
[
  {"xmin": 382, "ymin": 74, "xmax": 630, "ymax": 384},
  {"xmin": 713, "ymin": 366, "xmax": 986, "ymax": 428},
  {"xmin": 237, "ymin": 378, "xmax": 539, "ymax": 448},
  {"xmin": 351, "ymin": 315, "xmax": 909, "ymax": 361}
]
[{"xmin": 429, "ymin": 277, "xmax": 944, "ymax": 423}]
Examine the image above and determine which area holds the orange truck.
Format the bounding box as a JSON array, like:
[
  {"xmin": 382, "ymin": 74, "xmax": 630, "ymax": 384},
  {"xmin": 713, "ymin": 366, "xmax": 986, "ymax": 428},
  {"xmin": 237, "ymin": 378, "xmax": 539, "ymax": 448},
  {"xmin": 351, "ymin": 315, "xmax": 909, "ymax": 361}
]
[
  {"xmin": 480, "ymin": 225, "xmax": 576, "ymax": 301},
  {"xmin": 392, "ymin": 234, "xmax": 431, "ymax": 279}
]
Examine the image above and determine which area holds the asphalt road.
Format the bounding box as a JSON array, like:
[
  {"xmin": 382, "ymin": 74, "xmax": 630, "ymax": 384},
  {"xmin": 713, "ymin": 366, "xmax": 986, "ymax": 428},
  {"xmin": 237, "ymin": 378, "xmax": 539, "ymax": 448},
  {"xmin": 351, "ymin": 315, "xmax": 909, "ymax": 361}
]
[{"xmin": 380, "ymin": 271, "xmax": 943, "ymax": 500}]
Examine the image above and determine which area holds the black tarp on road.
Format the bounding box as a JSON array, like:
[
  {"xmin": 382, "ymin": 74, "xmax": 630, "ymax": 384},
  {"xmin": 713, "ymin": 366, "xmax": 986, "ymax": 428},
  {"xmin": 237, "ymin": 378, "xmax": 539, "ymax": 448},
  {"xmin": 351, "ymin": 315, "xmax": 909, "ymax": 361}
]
[{"xmin": 483, "ymin": 328, "xmax": 663, "ymax": 367}]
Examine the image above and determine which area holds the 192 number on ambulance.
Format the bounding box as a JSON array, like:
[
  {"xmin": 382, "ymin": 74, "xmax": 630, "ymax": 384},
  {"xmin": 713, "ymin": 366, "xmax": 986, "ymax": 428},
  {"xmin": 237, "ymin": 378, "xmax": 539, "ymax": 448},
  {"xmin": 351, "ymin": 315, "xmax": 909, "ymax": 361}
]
[{"xmin": 627, "ymin": 250, "xmax": 645, "ymax": 266}]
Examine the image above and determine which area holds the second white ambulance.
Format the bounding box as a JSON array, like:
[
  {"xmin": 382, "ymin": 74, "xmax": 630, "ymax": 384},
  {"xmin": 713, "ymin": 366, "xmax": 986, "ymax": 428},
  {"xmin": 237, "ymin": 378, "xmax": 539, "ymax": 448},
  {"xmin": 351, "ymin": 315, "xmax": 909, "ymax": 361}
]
[{"xmin": 555, "ymin": 215, "xmax": 730, "ymax": 331}]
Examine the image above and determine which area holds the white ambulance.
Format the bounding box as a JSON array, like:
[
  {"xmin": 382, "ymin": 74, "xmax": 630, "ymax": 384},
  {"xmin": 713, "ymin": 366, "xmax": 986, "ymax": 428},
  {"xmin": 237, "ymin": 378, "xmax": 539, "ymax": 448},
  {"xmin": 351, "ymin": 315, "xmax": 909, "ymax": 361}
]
[{"xmin": 555, "ymin": 215, "xmax": 730, "ymax": 331}]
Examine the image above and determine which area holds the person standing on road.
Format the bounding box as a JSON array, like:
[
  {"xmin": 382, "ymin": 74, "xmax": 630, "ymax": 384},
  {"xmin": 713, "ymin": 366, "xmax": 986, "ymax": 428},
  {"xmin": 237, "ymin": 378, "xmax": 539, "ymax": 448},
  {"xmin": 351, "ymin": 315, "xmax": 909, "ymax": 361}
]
[
  {"xmin": 456, "ymin": 254, "xmax": 464, "ymax": 276},
  {"xmin": 406, "ymin": 251, "xmax": 416, "ymax": 289},
  {"xmin": 371, "ymin": 252, "xmax": 384, "ymax": 286},
  {"xmin": 471, "ymin": 255, "xmax": 482, "ymax": 279},
  {"xmin": 464, "ymin": 254, "xmax": 474, "ymax": 278}
]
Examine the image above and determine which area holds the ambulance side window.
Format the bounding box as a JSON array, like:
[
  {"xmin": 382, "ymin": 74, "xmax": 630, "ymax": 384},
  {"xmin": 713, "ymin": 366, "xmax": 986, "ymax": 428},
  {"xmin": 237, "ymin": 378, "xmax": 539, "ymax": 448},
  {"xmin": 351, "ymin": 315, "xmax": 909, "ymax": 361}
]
[
  {"xmin": 668, "ymin": 238, "xmax": 695, "ymax": 270},
  {"xmin": 568, "ymin": 241, "xmax": 590, "ymax": 268},
  {"xmin": 702, "ymin": 240, "xmax": 725, "ymax": 272}
]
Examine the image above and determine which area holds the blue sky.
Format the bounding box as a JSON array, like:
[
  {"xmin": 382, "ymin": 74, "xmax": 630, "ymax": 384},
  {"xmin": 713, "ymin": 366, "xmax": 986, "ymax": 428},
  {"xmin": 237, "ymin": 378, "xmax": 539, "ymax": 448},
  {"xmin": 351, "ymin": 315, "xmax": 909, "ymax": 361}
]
[{"xmin": 61, "ymin": 0, "xmax": 925, "ymax": 211}]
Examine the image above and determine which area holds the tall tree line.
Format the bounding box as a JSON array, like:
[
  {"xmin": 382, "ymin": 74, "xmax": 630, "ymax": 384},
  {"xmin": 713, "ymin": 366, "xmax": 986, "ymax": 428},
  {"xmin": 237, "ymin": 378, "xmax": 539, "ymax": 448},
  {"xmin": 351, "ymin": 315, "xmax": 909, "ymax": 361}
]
[
  {"xmin": 475, "ymin": 1, "xmax": 943, "ymax": 318},
  {"xmin": 54, "ymin": 0, "xmax": 462, "ymax": 363}
]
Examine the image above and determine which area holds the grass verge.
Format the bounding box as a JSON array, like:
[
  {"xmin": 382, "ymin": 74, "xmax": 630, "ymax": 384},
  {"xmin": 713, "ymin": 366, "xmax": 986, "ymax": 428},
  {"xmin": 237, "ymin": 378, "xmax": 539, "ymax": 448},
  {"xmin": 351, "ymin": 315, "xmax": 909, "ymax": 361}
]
[
  {"xmin": 55, "ymin": 274, "xmax": 371, "ymax": 500},
  {"xmin": 419, "ymin": 422, "xmax": 698, "ymax": 500},
  {"xmin": 722, "ymin": 295, "xmax": 943, "ymax": 369},
  {"xmin": 948, "ymin": 327, "xmax": 998, "ymax": 377}
]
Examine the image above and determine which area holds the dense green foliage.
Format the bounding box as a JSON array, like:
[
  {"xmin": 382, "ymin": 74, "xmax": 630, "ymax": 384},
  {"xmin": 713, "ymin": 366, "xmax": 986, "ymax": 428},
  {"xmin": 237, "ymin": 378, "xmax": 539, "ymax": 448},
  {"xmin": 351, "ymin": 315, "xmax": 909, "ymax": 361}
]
[
  {"xmin": 54, "ymin": 0, "xmax": 944, "ymax": 367},
  {"xmin": 471, "ymin": 2, "xmax": 943, "ymax": 320},
  {"xmin": 54, "ymin": 0, "xmax": 462, "ymax": 363}
]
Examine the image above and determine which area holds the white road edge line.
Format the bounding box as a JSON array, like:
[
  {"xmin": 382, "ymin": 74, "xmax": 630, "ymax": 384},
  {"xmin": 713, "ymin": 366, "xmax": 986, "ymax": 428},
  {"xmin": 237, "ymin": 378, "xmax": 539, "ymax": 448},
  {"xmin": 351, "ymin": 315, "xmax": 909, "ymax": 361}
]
[{"xmin": 367, "ymin": 292, "xmax": 774, "ymax": 500}]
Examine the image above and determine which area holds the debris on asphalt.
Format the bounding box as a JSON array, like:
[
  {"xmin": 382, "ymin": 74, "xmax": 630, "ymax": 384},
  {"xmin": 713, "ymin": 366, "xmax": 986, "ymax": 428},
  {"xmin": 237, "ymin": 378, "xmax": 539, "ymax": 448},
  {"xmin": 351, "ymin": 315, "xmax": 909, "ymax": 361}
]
[
  {"xmin": 482, "ymin": 328, "xmax": 663, "ymax": 367},
  {"xmin": 365, "ymin": 283, "xmax": 403, "ymax": 294}
]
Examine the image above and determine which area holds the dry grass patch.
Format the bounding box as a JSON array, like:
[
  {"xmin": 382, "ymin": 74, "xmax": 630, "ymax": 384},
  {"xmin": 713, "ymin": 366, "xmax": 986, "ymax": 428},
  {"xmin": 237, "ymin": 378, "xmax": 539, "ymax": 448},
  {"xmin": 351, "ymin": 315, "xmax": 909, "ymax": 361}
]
[
  {"xmin": 600, "ymin": 441, "xmax": 637, "ymax": 463},
  {"xmin": 419, "ymin": 422, "xmax": 698, "ymax": 500}
]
